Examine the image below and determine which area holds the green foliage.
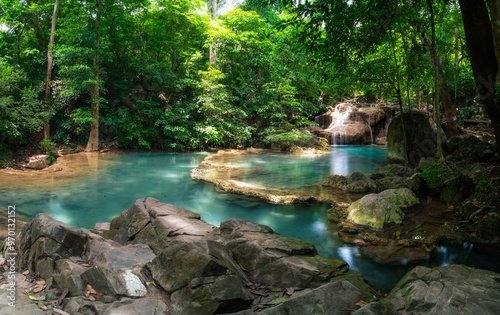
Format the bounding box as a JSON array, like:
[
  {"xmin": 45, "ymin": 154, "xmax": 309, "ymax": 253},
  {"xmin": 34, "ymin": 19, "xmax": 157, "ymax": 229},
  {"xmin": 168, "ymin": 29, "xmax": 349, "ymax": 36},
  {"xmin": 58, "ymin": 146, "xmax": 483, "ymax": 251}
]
[
  {"xmin": 419, "ymin": 158, "xmax": 454, "ymax": 189},
  {"xmin": 261, "ymin": 128, "xmax": 313, "ymax": 151},
  {"xmin": 40, "ymin": 139, "xmax": 59, "ymax": 165}
]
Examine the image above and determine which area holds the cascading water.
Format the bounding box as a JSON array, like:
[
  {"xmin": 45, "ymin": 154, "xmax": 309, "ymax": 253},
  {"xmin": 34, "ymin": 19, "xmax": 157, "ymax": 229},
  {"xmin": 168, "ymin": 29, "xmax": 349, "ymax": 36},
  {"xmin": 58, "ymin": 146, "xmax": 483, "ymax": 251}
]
[
  {"xmin": 366, "ymin": 116, "xmax": 374, "ymax": 145},
  {"xmin": 327, "ymin": 103, "xmax": 352, "ymax": 146}
]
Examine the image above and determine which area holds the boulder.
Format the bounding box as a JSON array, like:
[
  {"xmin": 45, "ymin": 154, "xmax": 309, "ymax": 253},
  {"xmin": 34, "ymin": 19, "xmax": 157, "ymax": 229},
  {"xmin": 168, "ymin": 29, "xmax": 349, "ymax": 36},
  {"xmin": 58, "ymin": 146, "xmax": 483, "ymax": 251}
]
[
  {"xmin": 148, "ymin": 240, "xmax": 253, "ymax": 314},
  {"xmin": 19, "ymin": 213, "xmax": 87, "ymax": 272},
  {"xmin": 346, "ymin": 194, "xmax": 404, "ymax": 231},
  {"xmin": 373, "ymin": 176, "xmax": 407, "ymax": 192},
  {"xmin": 387, "ymin": 110, "xmax": 439, "ymax": 166},
  {"xmin": 378, "ymin": 188, "xmax": 420, "ymax": 211},
  {"xmin": 102, "ymin": 298, "xmax": 168, "ymax": 315},
  {"xmin": 248, "ymin": 275, "xmax": 380, "ymax": 315},
  {"xmin": 81, "ymin": 242, "xmax": 155, "ymax": 297},
  {"xmin": 220, "ymin": 219, "xmax": 348, "ymax": 289},
  {"xmin": 104, "ymin": 197, "xmax": 217, "ymax": 251},
  {"xmin": 322, "ymin": 172, "xmax": 377, "ymax": 193},
  {"xmin": 354, "ymin": 265, "xmax": 500, "ymax": 315},
  {"xmin": 370, "ymin": 164, "xmax": 414, "ymax": 179},
  {"xmin": 24, "ymin": 154, "xmax": 48, "ymax": 169}
]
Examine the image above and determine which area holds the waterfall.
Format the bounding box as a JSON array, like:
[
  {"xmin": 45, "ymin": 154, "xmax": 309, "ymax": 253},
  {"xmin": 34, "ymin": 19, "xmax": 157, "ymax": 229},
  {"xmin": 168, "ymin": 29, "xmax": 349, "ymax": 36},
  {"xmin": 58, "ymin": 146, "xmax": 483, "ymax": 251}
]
[
  {"xmin": 327, "ymin": 103, "xmax": 352, "ymax": 146},
  {"xmin": 366, "ymin": 116, "xmax": 374, "ymax": 145}
]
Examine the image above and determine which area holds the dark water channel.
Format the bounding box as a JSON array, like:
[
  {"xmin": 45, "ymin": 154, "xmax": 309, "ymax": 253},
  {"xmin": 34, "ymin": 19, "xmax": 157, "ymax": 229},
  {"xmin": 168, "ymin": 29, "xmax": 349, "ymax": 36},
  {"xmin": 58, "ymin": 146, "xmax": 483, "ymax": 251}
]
[{"xmin": 1, "ymin": 146, "xmax": 490, "ymax": 292}]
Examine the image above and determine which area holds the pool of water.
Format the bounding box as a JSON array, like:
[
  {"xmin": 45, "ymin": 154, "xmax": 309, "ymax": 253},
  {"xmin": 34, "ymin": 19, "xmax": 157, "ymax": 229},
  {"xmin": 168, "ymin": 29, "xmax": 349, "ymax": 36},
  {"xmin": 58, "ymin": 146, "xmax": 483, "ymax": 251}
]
[
  {"xmin": 1, "ymin": 148, "xmax": 491, "ymax": 292},
  {"xmin": 216, "ymin": 145, "xmax": 388, "ymax": 189}
]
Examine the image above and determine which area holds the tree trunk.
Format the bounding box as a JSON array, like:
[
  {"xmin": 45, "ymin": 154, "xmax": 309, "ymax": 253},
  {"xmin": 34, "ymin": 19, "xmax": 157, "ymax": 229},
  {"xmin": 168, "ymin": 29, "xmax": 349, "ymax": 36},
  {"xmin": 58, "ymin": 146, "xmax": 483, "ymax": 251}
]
[
  {"xmin": 427, "ymin": 0, "xmax": 445, "ymax": 161},
  {"xmin": 209, "ymin": 0, "xmax": 217, "ymax": 66},
  {"xmin": 416, "ymin": 25, "xmax": 463, "ymax": 136},
  {"xmin": 459, "ymin": 0, "xmax": 500, "ymax": 155},
  {"xmin": 43, "ymin": 0, "xmax": 60, "ymax": 140},
  {"xmin": 86, "ymin": 0, "xmax": 101, "ymax": 152}
]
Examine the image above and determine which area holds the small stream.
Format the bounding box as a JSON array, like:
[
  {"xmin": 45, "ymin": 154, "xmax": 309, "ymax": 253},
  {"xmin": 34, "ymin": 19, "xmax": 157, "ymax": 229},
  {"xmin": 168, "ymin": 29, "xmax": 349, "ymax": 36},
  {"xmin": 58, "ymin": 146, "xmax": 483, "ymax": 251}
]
[{"xmin": 0, "ymin": 147, "xmax": 490, "ymax": 292}]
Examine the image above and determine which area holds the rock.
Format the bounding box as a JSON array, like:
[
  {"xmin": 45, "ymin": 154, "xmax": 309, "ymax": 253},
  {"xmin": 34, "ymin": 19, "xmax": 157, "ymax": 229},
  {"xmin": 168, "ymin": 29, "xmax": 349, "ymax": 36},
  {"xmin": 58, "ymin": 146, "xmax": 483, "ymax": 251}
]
[
  {"xmin": 94, "ymin": 222, "xmax": 110, "ymax": 230},
  {"xmin": 322, "ymin": 172, "xmax": 376, "ymax": 193},
  {"xmin": 378, "ymin": 188, "xmax": 420, "ymax": 211},
  {"xmin": 63, "ymin": 296, "xmax": 111, "ymax": 314},
  {"xmin": 52, "ymin": 259, "xmax": 88, "ymax": 296},
  {"xmin": 102, "ymin": 298, "xmax": 168, "ymax": 315},
  {"xmin": 104, "ymin": 197, "xmax": 217, "ymax": 251},
  {"xmin": 148, "ymin": 240, "xmax": 253, "ymax": 314},
  {"xmin": 346, "ymin": 194, "xmax": 404, "ymax": 231},
  {"xmin": 373, "ymin": 176, "xmax": 407, "ymax": 192},
  {"xmin": 19, "ymin": 213, "xmax": 87, "ymax": 272},
  {"xmin": 387, "ymin": 110, "xmax": 439, "ymax": 166},
  {"xmin": 81, "ymin": 241, "xmax": 155, "ymax": 297},
  {"xmin": 354, "ymin": 265, "xmax": 500, "ymax": 315},
  {"xmin": 0, "ymin": 288, "xmax": 46, "ymax": 315},
  {"xmin": 370, "ymin": 164, "xmax": 414, "ymax": 179},
  {"xmin": 24, "ymin": 154, "xmax": 48, "ymax": 169},
  {"xmin": 247, "ymin": 274, "xmax": 381, "ymax": 315},
  {"xmin": 220, "ymin": 219, "xmax": 348, "ymax": 289}
]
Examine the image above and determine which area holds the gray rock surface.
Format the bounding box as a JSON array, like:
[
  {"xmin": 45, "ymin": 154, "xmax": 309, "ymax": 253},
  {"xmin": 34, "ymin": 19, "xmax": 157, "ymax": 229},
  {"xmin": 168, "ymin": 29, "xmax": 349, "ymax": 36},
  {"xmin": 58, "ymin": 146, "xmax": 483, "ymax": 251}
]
[
  {"xmin": 354, "ymin": 265, "xmax": 500, "ymax": 315},
  {"xmin": 220, "ymin": 219, "xmax": 349, "ymax": 289}
]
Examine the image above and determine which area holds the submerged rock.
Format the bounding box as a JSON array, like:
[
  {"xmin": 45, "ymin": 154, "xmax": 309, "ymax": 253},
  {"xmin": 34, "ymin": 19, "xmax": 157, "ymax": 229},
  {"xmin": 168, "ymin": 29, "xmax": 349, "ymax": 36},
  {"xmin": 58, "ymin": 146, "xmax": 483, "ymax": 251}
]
[
  {"xmin": 346, "ymin": 194, "xmax": 404, "ymax": 231},
  {"xmin": 354, "ymin": 265, "xmax": 500, "ymax": 315}
]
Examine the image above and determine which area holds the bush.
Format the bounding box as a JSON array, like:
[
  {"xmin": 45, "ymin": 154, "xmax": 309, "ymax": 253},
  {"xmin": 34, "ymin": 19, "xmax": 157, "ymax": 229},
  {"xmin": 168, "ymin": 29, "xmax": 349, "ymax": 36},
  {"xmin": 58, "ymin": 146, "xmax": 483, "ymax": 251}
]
[{"xmin": 40, "ymin": 139, "xmax": 59, "ymax": 165}]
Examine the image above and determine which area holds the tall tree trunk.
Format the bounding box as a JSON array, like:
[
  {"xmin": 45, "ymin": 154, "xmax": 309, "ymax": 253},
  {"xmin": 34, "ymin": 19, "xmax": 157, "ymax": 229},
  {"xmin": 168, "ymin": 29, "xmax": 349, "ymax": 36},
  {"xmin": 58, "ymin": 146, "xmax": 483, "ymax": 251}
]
[
  {"xmin": 416, "ymin": 25, "xmax": 463, "ymax": 136},
  {"xmin": 459, "ymin": 0, "xmax": 500, "ymax": 155},
  {"xmin": 427, "ymin": 0, "xmax": 445, "ymax": 162},
  {"xmin": 43, "ymin": 0, "xmax": 60, "ymax": 140},
  {"xmin": 389, "ymin": 30, "xmax": 408, "ymax": 163},
  {"xmin": 209, "ymin": 0, "xmax": 217, "ymax": 66},
  {"xmin": 86, "ymin": 0, "xmax": 101, "ymax": 152}
]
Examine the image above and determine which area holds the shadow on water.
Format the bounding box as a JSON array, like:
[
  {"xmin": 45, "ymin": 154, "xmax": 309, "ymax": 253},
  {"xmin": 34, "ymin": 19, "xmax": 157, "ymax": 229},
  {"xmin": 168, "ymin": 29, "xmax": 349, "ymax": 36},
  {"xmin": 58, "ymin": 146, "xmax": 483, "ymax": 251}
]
[{"xmin": 1, "ymin": 148, "xmax": 496, "ymax": 292}]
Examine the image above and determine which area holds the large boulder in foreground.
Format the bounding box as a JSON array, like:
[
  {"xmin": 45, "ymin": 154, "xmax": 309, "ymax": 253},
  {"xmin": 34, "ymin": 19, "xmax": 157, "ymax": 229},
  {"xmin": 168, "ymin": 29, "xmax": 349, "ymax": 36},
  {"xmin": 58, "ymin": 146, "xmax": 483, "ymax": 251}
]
[
  {"xmin": 346, "ymin": 194, "xmax": 404, "ymax": 231},
  {"xmin": 220, "ymin": 219, "xmax": 349, "ymax": 289},
  {"xmin": 354, "ymin": 265, "xmax": 500, "ymax": 315},
  {"xmin": 387, "ymin": 110, "xmax": 439, "ymax": 165},
  {"xmin": 235, "ymin": 273, "xmax": 381, "ymax": 315},
  {"xmin": 103, "ymin": 197, "xmax": 218, "ymax": 251}
]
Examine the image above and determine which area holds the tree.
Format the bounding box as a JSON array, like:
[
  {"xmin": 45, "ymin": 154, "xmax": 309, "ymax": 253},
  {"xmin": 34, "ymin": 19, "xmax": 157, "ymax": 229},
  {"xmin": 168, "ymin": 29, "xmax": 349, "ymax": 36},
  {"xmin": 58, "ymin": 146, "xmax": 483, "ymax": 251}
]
[
  {"xmin": 209, "ymin": 0, "xmax": 218, "ymax": 65},
  {"xmin": 43, "ymin": 0, "xmax": 61, "ymax": 139},
  {"xmin": 85, "ymin": 0, "xmax": 101, "ymax": 151},
  {"xmin": 459, "ymin": 0, "xmax": 500, "ymax": 154}
]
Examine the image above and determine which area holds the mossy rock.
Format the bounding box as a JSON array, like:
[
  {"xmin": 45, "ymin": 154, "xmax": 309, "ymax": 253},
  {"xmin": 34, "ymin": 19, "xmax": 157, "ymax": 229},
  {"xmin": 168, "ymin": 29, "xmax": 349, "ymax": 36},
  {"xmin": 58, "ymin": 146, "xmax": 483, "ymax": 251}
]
[
  {"xmin": 374, "ymin": 176, "xmax": 407, "ymax": 192},
  {"xmin": 379, "ymin": 188, "xmax": 421, "ymax": 211},
  {"xmin": 346, "ymin": 194, "xmax": 404, "ymax": 231},
  {"xmin": 439, "ymin": 184, "xmax": 463, "ymax": 205},
  {"xmin": 322, "ymin": 172, "xmax": 376, "ymax": 193},
  {"xmin": 387, "ymin": 110, "xmax": 438, "ymax": 166},
  {"xmin": 371, "ymin": 164, "xmax": 414, "ymax": 179},
  {"xmin": 417, "ymin": 158, "xmax": 460, "ymax": 190}
]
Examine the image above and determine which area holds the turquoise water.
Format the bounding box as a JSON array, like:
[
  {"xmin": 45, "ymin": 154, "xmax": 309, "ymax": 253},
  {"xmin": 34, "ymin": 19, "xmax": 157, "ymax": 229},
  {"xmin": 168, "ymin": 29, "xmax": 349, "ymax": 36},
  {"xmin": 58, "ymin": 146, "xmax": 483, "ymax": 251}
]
[
  {"xmin": 217, "ymin": 146, "xmax": 388, "ymax": 189},
  {"xmin": 1, "ymin": 147, "xmax": 488, "ymax": 291}
]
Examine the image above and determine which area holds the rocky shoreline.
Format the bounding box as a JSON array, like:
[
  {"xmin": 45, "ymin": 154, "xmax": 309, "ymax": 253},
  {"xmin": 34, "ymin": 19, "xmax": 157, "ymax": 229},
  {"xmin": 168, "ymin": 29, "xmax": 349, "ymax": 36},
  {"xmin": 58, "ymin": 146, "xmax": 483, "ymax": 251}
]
[{"xmin": 2, "ymin": 198, "xmax": 499, "ymax": 314}]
